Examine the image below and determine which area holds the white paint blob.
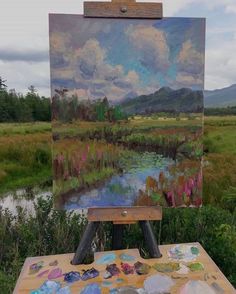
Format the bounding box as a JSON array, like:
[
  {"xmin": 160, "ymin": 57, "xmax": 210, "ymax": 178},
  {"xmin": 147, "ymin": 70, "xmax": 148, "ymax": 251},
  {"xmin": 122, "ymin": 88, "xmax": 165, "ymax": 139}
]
[
  {"xmin": 180, "ymin": 280, "xmax": 216, "ymax": 294},
  {"xmin": 176, "ymin": 263, "xmax": 190, "ymax": 275},
  {"xmin": 144, "ymin": 274, "xmax": 175, "ymax": 294}
]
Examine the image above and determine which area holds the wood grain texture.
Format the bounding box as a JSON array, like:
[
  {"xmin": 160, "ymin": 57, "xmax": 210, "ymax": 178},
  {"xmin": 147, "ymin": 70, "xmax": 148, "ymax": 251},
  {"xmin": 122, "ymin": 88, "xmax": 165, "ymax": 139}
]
[
  {"xmin": 14, "ymin": 243, "xmax": 236, "ymax": 293},
  {"xmin": 88, "ymin": 206, "xmax": 162, "ymax": 222},
  {"xmin": 84, "ymin": 1, "xmax": 163, "ymax": 18}
]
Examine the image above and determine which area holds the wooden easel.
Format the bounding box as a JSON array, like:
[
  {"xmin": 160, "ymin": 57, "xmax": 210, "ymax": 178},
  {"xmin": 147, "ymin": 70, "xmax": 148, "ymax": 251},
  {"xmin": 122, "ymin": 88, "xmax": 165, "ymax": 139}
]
[{"xmin": 72, "ymin": 0, "xmax": 163, "ymax": 265}]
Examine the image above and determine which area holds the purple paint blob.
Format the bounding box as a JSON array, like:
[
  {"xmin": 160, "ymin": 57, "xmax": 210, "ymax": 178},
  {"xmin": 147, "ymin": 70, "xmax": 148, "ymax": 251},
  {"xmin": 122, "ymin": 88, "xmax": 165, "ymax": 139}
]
[
  {"xmin": 81, "ymin": 268, "xmax": 99, "ymax": 280},
  {"xmin": 106, "ymin": 264, "xmax": 120, "ymax": 276},
  {"xmin": 48, "ymin": 267, "xmax": 63, "ymax": 279},
  {"xmin": 64, "ymin": 271, "xmax": 81, "ymax": 283}
]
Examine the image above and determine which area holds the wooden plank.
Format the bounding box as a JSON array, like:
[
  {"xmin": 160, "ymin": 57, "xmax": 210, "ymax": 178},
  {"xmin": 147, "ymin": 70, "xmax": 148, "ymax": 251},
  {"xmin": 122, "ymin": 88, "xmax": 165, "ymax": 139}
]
[
  {"xmin": 88, "ymin": 206, "xmax": 162, "ymax": 222},
  {"xmin": 14, "ymin": 243, "xmax": 236, "ymax": 293},
  {"xmin": 84, "ymin": 1, "xmax": 163, "ymax": 18}
]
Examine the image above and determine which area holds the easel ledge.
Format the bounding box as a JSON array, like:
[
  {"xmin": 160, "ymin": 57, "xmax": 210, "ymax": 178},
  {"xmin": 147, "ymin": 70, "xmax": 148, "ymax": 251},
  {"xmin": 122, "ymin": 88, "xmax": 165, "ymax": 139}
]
[
  {"xmin": 84, "ymin": 0, "xmax": 163, "ymax": 18},
  {"xmin": 88, "ymin": 206, "xmax": 162, "ymax": 224}
]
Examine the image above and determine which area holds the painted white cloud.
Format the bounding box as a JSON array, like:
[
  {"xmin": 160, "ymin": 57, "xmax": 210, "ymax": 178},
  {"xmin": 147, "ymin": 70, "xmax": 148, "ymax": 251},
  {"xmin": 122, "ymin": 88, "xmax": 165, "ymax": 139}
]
[
  {"xmin": 52, "ymin": 37, "xmax": 143, "ymax": 102},
  {"xmin": 125, "ymin": 24, "xmax": 170, "ymax": 72},
  {"xmin": 176, "ymin": 40, "xmax": 205, "ymax": 87}
]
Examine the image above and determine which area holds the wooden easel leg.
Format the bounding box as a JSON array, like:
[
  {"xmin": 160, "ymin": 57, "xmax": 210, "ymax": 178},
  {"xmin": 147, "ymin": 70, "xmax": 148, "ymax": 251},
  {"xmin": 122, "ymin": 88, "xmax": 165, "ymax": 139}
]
[
  {"xmin": 71, "ymin": 221, "xmax": 100, "ymax": 265},
  {"xmin": 112, "ymin": 224, "xmax": 124, "ymax": 250},
  {"xmin": 139, "ymin": 220, "xmax": 162, "ymax": 258}
]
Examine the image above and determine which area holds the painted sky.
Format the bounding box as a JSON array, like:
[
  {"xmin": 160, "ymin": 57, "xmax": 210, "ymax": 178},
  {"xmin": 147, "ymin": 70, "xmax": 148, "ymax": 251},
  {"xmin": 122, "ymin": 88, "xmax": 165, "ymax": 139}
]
[
  {"xmin": 1, "ymin": 0, "xmax": 236, "ymax": 95},
  {"xmin": 49, "ymin": 16, "xmax": 205, "ymax": 102}
]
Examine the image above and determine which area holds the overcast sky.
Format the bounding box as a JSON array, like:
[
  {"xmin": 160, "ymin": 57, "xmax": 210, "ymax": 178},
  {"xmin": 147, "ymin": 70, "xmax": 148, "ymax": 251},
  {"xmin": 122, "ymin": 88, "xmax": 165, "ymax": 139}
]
[{"xmin": 1, "ymin": 0, "xmax": 236, "ymax": 96}]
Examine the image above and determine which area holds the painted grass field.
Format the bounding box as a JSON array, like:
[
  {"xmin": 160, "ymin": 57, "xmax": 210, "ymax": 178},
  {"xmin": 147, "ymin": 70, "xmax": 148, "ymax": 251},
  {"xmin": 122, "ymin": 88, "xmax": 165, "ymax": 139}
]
[{"xmin": 53, "ymin": 115, "xmax": 203, "ymax": 208}]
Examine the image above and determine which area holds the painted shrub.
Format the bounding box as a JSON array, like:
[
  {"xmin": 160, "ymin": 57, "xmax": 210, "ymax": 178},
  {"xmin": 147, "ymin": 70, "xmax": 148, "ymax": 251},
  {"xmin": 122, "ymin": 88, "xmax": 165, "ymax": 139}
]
[{"xmin": 49, "ymin": 15, "xmax": 205, "ymax": 209}]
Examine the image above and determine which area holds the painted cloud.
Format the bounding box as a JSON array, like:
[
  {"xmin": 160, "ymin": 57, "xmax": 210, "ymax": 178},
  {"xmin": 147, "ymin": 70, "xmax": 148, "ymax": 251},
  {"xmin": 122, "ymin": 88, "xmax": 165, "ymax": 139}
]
[{"xmin": 49, "ymin": 16, "xmax": 205, "ymax": 102}]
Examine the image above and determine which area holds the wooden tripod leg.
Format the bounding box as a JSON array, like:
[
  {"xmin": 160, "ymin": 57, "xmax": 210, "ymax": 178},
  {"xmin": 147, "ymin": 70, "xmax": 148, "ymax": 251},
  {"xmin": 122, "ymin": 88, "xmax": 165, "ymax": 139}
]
[
  {"xmin": 139, "ymin": 220, "xmax": 162, "ymax": 258},
  {"xmin": 112, "ymin": 224, "xmax": 124, "ymax": 250},
  {"xmin": 71, "ymin": 221, "xmax": 100, "ymax": 265}
]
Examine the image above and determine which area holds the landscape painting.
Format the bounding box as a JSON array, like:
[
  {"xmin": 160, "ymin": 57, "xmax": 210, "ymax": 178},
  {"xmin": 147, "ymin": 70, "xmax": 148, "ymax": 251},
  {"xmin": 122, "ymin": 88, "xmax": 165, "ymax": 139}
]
[{"xmin": 49, "ymin": 15, "xmax": 205, "ymax": 210}]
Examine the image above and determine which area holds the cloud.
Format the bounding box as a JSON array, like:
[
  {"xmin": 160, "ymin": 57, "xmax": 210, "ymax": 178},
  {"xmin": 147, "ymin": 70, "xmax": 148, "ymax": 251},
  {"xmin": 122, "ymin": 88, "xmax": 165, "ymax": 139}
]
[
  {"xmin": 125, "ymin": 24, "xmax": 170, "ymax": 72},
  {"xmin": 51, "ymin": 37, "xmax": 142, "ymax": 101},
  {"xmin": 0, "ymin": 48, "xmax": 48, "ymax": 62},
  {"xmin": 176, "ymin": 40, "xmax": 204, "ymax": 87}
]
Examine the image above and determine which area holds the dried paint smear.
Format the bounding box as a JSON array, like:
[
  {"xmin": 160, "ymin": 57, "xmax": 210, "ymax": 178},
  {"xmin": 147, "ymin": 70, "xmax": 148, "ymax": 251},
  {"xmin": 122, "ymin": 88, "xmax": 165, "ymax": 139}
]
[
  {"xmin": 180, "ymin": 280, "xmax": 216, "ymax": 294},
  {"xmin": 168, "ymin": 245, "xmax": 199, "ymax": 262},
  {"xmin": 144, "ymin": 274, "xmax": 175, "ymax": 294}
]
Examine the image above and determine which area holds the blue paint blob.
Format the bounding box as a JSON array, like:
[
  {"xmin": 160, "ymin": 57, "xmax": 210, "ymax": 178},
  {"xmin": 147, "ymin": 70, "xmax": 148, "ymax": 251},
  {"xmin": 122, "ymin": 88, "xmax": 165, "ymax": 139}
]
[
  {"xmin": 64, "ymin": 271, "xmax": 81, "ymax": 283},
  {"xmin": 57, "ymin": 286, "xmax": 71, "ymax": 294},
  {"xmin": 102, "ymin": 281, "xmax": 113, "ymax": 287},
  {"xmin": 80, "ymin": 283, "xmax": 101, "ymax": 294},
  {"xmin": 31, "ymin": 280, "xmax": 61, "ymax": 293},
  {"xmin": 109, "ymin": 289, "xmax": 118, "ymax": 294},
  {"xmin": 119, "ymin": 253, "xmax": 135, "ymax": 262},
  {"xmin": 96, "ymin": 253, "xmax": 116, "ymax": 265},
  {"xmin": 116, "ymin": 278, "xmax": 125, "ymax": 283}
]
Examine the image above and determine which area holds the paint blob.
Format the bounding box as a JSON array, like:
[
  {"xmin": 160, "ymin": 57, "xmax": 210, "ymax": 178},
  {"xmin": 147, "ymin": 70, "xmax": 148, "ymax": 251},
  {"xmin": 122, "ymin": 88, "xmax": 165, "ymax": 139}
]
[
  {"xmin": 144, "ymin": 274, "xmax": 175, "ymax": 294},
  {"xmin": 80, "ymin": 283, "xmax": 101, "ymax": 294},
  {"xmin": 110, "ymin": 287, "xmax": 146, "ymax": 294},
  {"xmin": 188, "ymin": 262, "xmax": 204, "ymax": 272},
  {"xmin": 116, "ymin": 278, "xmax": 125, "ymax": 283},
  {"xmin": 168, "ymin": 245, "xmax": 199, "ymax": 262},
  {"xmin": 104, "ymin": 270, "xmax": 112, "ymax": 279},
  {"xmin": 106, "ymin": 264, "xmax": 121, "ymax": 276},
  {"xmin": 152, "ymin": 262, "xmax": 180, "ymax": 273},
  {"xmin": 119, "ymin": 253, "xmax": 135, "ymax": 262},
  {"xmin": 96, "ymin": 253, "xmax": 116, "ymax": 265},
  {"xmin": 48, "ymin": 267, "xmax": 63, "ymax": 279},
  {"xmin": 49, "ymin": 260, "xmax": 58, "ymax": 266},
  {"xmin": 102, "ymin": 281, "xmax": 113, "ymax": 287},
  {"xmin": 211, "ymin": 282, "xmax": 225, "ymax": 294},
  {"xmin": 180, "ymin": 280, "xmax": 216, "ymax": 294},
  {"xmin": 31, "ymin": 280, "xmax": 61, "ymax": 293},
  {"xmin": 121, "ymin": 262, "xmax": 134, "ymax": 275},
  {"xmin": 81, "ymin": 268, "xmax": 99, "ymax": 280},
  {"xmin": 37, "ymin": 269, "xmax": 49, "ymax": 278},
  {"xmin": 57, "ymin": 286, "xmax": 71, "ymax": 294},
  {"xmin": 64, "ymin": 271, "xmax": 81, "ymax": 283},
  {"xmin": 134, "ymin": 261, "xmax": 150, "ymax": 275},
  {"xmin": 29, "ymin": 261, "xmax": 44, "ymax": 275}
]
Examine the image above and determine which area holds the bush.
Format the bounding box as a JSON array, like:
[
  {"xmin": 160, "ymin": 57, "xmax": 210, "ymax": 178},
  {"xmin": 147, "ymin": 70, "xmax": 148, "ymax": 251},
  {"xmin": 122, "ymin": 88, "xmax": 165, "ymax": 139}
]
[{"xmin": 0, "ymin": 196, "xmax": 235, "ymax": 293}]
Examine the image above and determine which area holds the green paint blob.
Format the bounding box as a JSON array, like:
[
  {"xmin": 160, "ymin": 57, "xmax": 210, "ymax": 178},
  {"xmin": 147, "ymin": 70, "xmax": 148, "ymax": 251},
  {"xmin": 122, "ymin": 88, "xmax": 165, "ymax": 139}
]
[
  {"xmin": 153, "ymin": 262, "xmax": 180, "ymax": 273},
  {"xmin": 188, "ymin": 262, "xmax": 204, "ymax": 271},
  {"xmin": 191, "ymin": 246, "xmax": 199, "ymax": 255}
]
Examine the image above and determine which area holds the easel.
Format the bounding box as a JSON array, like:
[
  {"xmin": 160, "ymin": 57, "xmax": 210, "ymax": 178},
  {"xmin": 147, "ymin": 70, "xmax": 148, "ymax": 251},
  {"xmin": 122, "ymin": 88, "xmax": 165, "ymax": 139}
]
[{"xmin": 72, "ymin": 0, "xmax": 163, "ymax": 265}]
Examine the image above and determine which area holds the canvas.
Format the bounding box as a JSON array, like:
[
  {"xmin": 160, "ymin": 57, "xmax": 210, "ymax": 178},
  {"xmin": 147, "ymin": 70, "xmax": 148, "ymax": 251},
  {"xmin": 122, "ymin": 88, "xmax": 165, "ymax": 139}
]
[{"xmin": 49, "ymin": 15, "xmax": 205, "ymax": 210}]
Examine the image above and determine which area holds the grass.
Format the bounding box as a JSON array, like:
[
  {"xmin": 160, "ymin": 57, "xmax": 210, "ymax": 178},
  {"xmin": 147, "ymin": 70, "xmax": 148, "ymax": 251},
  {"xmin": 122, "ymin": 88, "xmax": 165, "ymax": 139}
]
[{"xmin": 0, "ymin": 130, "xmax": 51, "ymax": 194}]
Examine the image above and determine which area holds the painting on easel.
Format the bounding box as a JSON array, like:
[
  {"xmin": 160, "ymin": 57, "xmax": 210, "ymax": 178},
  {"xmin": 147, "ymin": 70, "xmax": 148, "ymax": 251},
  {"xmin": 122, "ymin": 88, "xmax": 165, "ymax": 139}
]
[{"xmin": 50, "ymin": 15, "xmax": 205, "ymax": 210}]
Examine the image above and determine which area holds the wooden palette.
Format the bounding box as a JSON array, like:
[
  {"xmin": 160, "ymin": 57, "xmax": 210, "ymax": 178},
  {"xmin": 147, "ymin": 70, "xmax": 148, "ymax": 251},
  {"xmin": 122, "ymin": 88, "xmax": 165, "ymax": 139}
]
[{"xmin": 14, "ymin": 243, "xmax": 235, "ymax": 293}]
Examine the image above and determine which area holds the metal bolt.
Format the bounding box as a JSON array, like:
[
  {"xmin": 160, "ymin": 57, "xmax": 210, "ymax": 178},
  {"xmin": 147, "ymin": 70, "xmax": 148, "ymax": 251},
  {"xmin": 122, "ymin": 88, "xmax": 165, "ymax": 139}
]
[
  {"xmin": 121, "ymin": 210, "xmax": 128, "ymax": 217},
  {"xmin": 120, "ymin": 6, "xmax": 127, "ymax": 13}
]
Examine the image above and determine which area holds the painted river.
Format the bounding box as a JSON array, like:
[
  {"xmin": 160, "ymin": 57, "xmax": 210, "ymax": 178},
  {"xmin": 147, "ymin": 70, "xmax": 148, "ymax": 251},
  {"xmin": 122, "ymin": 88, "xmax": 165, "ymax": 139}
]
[{"xmin": 63, "ymin": 152, "xmax": 173, "ymax": 210}]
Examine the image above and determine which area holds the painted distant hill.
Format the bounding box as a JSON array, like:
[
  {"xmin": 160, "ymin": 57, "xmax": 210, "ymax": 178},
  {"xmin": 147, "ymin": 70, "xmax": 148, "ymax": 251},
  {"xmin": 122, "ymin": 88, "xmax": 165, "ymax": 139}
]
[
  {"xmin": 204, "ymin": 84, "xmax": 236, "ymax": 107},
  {"xmin": 120, "ymin": 87, "xmax": 203, "ymax": 115}
]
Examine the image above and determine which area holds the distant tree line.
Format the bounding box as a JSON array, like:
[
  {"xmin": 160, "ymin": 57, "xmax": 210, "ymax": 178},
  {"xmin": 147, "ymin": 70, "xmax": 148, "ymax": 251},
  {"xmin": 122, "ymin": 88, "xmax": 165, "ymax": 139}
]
[
  {"xmin": 52, "ymin": 90, "xmax": 127, "ymax": 123},
  {"xmin": 0, "ymin": 77, "xmax": 51, "ymax": 122},
  {"xmin": 204, "ymin": 106, "xmax": 236, "ymax": 116}
]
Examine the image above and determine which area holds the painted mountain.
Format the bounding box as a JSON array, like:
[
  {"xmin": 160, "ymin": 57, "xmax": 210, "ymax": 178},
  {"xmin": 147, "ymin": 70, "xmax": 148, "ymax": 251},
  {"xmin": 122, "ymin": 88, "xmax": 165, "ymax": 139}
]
[
  {"xmin": 204, "ymin": 84, "xmax": 236, "ymax": 107},
  {"xmin": 120, "ymin": 87, "xmax": 203, "ymax": 114}
]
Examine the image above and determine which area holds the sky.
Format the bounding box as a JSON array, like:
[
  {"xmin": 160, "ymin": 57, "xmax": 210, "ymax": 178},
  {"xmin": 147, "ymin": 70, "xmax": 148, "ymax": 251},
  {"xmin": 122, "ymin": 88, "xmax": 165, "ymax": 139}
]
[
  {"xmin": 50, "ymin": 16, "xmax": 205, "ymax": 101},
  {"xmin": 0, "ymin": 0, "xmax": 236, "ymax": 96}
]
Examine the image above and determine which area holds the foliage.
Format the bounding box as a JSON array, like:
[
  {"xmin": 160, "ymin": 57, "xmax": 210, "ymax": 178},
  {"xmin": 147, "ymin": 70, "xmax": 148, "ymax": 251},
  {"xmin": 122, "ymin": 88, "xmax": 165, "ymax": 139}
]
[
  {"xmin": 0, "ymin": 197, "xmax": 235, "ymax": 293},
  {"xmin": 0, "ymin": 130, "xmax": 51, "ymax": 194},
  {"xmin": 52, "ymin": 95, "xmax": 127, "ymax": 123},
  {"xmin": 205, "ymin": 106, "xmax": 236, "ymax": 116},
  {"xmin": 0, "ymin": 82, "xmax": 51, "ymax": 122}
]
